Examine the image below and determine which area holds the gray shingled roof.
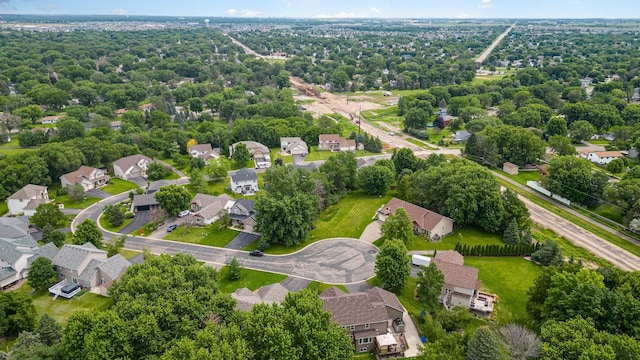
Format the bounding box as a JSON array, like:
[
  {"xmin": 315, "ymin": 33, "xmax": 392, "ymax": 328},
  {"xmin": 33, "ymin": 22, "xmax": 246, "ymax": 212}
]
[
  {"xmin": 231, "ymin": 168, "xmax": 257, "ymax": 182},
  {"xmin": 7, "ymin": 184, "xmax": 47, "ymax": 200},
  {"xmin": 0, "ymin": 217, "xmax": 33, "ymax": 241},
  {"xmin": 321, "ymin": 286, "xmax": 404, "ymax": 327},
  {"xmin": 0, "ymin": 239, "xmax": 25, "ymax": 265},
  {"xmin": 0, "ymin": 267, "xmax": 17, "ymax": 281},
  {"xmin": 98, "ymin": 254, "xmax": 131, "ymax": 280},
  {"xmin": 37, "ymin": 242, "xmax": 59, "ymax": 261},
  {"xmin": 53, "ymin": 243, "xmax": 107, "ymax": 272},
  {"xmin": 235, "ymin": 199, "xmax": 255, "ymax": 213},
  {"xmin": 133, "ymin": 194, "xmax": 160, "ymax": 207}
]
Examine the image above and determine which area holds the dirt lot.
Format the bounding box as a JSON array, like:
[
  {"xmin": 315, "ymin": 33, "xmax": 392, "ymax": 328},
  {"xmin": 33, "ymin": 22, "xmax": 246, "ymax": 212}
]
[{"xmin": 520, "ymin": 195, "xmax": 640, "ymax": 271}]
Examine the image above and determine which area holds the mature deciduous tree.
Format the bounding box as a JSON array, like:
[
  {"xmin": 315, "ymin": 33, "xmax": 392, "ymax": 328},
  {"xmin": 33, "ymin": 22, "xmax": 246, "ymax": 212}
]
[
  {"xmin": 69, "ymin": 183, "xmax": 86, "ymax": 203},
  {"xmin": 73, "ymin": 219, "xmax": 103, "ymax": 248},
  {"xmin": 358, "ymin": 165, "xmax": 394, "ymax": 195},
  {"xmin": 27, "ymin": 257, "xmax": 57, "ymax": 292},
  {"xmin": 416, "ymin": 263, "xmax": 444, "ymax": 314},
  {"xmin": 30, "ymin": 202, "xmax": 65, "ymax": 229},
  {"xmin": 0, "ymin": 291, "xmax": 37, "ymax": 337},
  {"xmin": 380, "ymin": 208, "xmax": 413, "ymax": 243},
  {"xmin": 375, "ymin": 239, "xmax": 411, "ymax": 292},
  {"xmin": 548, "ymin": 135, "xmax": 576, "ymax": 155},
  {"xmin": 531, "ymin": 239, "xmax": 563, "ymax": 266},
  {"xmin": 543, "ymin": 156, "xmax": 592, "ymax": 203},
  {"xmin": 231, "ymin": 142, "xmax": 251, "ymax": 166},
  {"xmin": 154, "ymin": 184, "xmax": 191, "ymax": 216}
]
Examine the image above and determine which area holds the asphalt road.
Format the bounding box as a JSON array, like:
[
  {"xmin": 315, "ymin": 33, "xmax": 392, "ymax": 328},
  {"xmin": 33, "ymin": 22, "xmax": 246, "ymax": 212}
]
[{"xmin": 124, "ymin": 237, "xmax": 377, "ymax": 284}]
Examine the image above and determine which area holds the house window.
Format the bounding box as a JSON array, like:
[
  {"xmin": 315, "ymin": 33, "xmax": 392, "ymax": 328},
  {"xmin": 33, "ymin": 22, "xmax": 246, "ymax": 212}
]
[
  {"xmin": 360, "ymin": 347, "xmax": 368, "ymax": 353},
  {"xmin": 445, "ymin": 288, "xmax": 451, "ymax": 294},
  {"xmin": 349, "ymin": 325, "xmax": 355, "ymax": 331},
  {"xmin": 358, "ymin": 337, "xmax": 372, "ymax": 345},
  {"xmin": 364, "ymin": 323, "xmax": 370, "ymax": 329},
  {"xmin": 72, "ymin": 277, "xmax": 77, "ymax": 283}
]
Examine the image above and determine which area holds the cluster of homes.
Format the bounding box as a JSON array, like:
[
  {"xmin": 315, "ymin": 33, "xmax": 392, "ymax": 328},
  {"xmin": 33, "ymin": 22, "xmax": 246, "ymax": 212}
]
[{"xmin": 0, "ymin": 216, "xmax": 133, "ymax": 296}]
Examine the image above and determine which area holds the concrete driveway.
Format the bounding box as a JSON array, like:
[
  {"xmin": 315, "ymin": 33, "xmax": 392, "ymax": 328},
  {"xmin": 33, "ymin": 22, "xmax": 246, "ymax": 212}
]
[{"xmin": 123, "ymin": 237, "xmax": 377, "ymax": 284}]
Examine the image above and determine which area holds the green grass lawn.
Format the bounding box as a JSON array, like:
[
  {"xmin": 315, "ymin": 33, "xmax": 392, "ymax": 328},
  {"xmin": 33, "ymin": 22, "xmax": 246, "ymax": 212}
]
[
  {"xmin": 532, "ymin": 227, "xmax": 613, "ymax": 268},
  {"xmin": 19, "ymin": 285, "xmax": 113, "ymax": 324},
  {"xmin": 0, "ymin": 138, "xmax": 39, "ymax": 157},
  {"xmin": 54, "ymin": 194, "xmax": 101, "ymax": 209},
  {"xmin": 377, "ymin": 227, "xmax": 505, "ymax": 251},
  {"xmin": 0, "ymin": 201, "xmax": 7, "ymax": 216},
  {"xmin": 591, "ymin": 203, "xmax": 625, "ymax": 224},
  {"xmin": 504, "ymin": 170, "xmax": 542, "ymax": 186},
  {"xmin": 304, "ymin": 148, "xmax": 376, "ymax": 162},
  {"xmin": 118, "ymin": 249, "xmax": 141, "ymax": 259},
  {"xmin": 164, "ymin": 223, "xmax": 240, "ymax": 247},
  {"xmin": 218, "ymin": 267, "xmax": 287, "ymax": 293},
  {"xmin": 163, "ymin": 171, "xmax": 180, "ymax": 180},
  {"xmin": 270, "ymin": 148, "xmax": 294, "ymax": 164},
  {"xmin": 464, "ymin": 257, "xmax": 541, "ymax": 324},
  {"xmin": 98, "ymin": 213, "xmax": 133, "ymax": 233},
  {"xmin": 306, "ymin": 281, "xmax": 349, "ymax": 294},
  {"xmin": 102, "ymin": 178, "xmax": 140, "ymax": 195},
  {"xmin": 245, "ymin": 190, "xmax": 393, "ymax": 254}
]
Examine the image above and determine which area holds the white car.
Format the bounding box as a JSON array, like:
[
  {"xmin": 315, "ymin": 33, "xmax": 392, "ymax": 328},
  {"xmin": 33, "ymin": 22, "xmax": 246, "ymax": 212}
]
[{"xmin": 178, "ymin": 210, "xmax": 190, "ymax": 218}]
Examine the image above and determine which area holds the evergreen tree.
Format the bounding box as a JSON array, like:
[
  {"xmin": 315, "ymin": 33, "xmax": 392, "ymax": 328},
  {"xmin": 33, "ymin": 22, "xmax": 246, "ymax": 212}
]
[
  {"xmin": 227, "ymin": 257, "xmax": 241, "ymax": 281},
  {"xmin": 36, "ymin": 314, "xmax": 62, "ymax": 346},
  {"xmin": 466, "ymin": 326, "xmax": 502, "ymax": 360},
  {"xmin": 503, "ymin": 218, "xmax": 521, "ymax": 244}
]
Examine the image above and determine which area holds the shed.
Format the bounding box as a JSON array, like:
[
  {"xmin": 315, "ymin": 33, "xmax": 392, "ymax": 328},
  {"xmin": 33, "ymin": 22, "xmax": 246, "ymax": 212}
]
[{"xmin": 503, "ymin": 162, "xmax": 519, "ymax": 175}]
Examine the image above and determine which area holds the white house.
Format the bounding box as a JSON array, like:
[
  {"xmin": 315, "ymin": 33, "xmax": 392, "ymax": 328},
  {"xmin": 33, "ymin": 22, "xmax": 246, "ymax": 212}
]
[
  {"xmin": 318, "ymin": 134, "xmax": 356, "ymax": 152},
  {"xmin": 113, "ymin": 154, "xmax": 152, "ymax": 180},
  {"xmin": 0, "ymin": 217, "xmax": 58, "ymax": 288},
  {"xmin": 230, "ymin": 168, "xmax": 259, "ymax": 195},
  {"xmin": 579, "ymin": 150, "xmax": 624, "ymax": 165},
  {"xmin": 41, "ymin": 115, "xmax": 61, "ymax": 124},
  {"xmin": 60, "ymin": 166, "xmax": 110, "ymax": 191},
  {"xmin": 280, "ymin": 137, "xmax": 309, "ymax": 156},
  {"xmin": 188, "ymin": 144, "xmax": 220, "ymax": 162},
  {"xmin": 6, "ymin": 184, "xmax": 50, "ymax": 216}
]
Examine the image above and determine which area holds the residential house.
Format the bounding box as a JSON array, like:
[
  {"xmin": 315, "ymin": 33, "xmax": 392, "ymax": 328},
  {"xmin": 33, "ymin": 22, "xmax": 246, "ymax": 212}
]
[
  {"xmin": 113, "ymin": 154, "xmax": 152, "ymax": 180},
  {"xmin": 453, "ymin": 130, "xmax": 471, "ymax": 143},
  {"xmin": 0, "ymin": 217, "xmax": 58, "ymax": 288},
  {"xmin": 231, "ymin": 283, "xmax": 289, "ymax": 311},
  {"xmin": 229, "ymin": 141, "xmax": 271, "ymax": 169},
  {"xmin": 132, "ymin": 194, "xmax": 160, "ymax": 212},
  {"xmin": 188, "ymin": 193, "xmax": 233, "ymax": 225},
  {"xmin": 503, "ymin": 162, "xmax": 519, "ymax": 175},
  {"xmin": 357, "ymin": 157, "xmax": 377, "ymax": 169},
  {"xmin": 378, "ymin": 197, "xmax": 454, "ymax": 240},
  {"xmin": 7, "ymin": 184, "xmax": 50, "ymax": 216},
  {"xmin": 580, "ymin": 77, "xmax": 593, "ymax": 88},
  {"xmin": 318, "ymin": 134, "xmax": 356, "ymax": 152},
  {"xmin": 229, "ymin": 199, "xmax": 256, "ymax": 233},
  {"xmin": 579, "ymin": 150, "xmax": 624, "ymax": 165},
  {"xmin": 60, "ymin": 165, "xmax": 110, "ymax": 191},
  {"xmin": 321, "ymin": 286, "xmax": 406, "ymax": 354},
  {"xmin": 41, "ymin": 115, "xmax": 60, "ymax": 124},
  {"xmin": 280, "ymin": 137, "xmax": 309, "ymax": 156},
  {"xmin": 432, "ymin": 251, "xmax": 494, "ymax": 314},
  {"xmin": 230, "ymin": 168, "xmax": 259, "ymax": 195},
  {"xmin": 188, "ymin": 144, "xmax": 220, "ymax": 162},
  {"xmin": 52, "ymin": 243, "xmax": 130, "ymax": 295},
  {"xmin": 110, "ymin": 121, "xmax": 122, "ymax": 131}
]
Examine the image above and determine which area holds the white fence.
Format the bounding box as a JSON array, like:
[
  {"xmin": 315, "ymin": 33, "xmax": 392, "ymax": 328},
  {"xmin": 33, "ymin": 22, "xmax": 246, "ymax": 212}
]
[{"xmin": 526, "ymin": 181, "xmax": 571, "ymax": 206}]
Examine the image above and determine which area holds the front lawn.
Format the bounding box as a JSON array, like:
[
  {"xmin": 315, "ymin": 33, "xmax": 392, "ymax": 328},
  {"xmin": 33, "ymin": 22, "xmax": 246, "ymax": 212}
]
[
  {"xmin": 245, "ymin": 190, "xmax": 393, "ymax": 254},
  {"xmin": 304, "ymin": 148, "xmax": 376, "ymax": 162},
  {"xmin": 464, "ymin": 257, "xmax": 541, "ymax": 324},
  {"xmin": 164, "ymin": 223, "xmax": 240, "ymax": 247},
  {"xmin": 270, "ymin": 148, "xmax": 294, "ymax": 164},
  {"xmin": 306, "ymin": 281, "xmax": 349, "ymax": 294},
  {"xmin": 504, "ymin": 170, "xmax": 542, "ymax": 186},
  {"xmin": 118, "ymin": 249, "xmax": 141, "ymax": 259},
  {"xmin": 218, "ymin": 267, "xmax": 287, "ymax": 293},
  {"xmin": 19, "ymin": 285, "xmax": 113, "ymax": 324},
  {"xmin": 54, "ymin": 194, "xmax": 101, "ymax": 209},
  {"xmin": 98, "ymin": 213, "xmax": 133, "ymax": 233},
  {"xmin": 0, "ymin": 201, "xmax": 7, "ymax": 216},
  {"xmin": 102, "ymin": 178, "xmax": 140, "ymax": 195}
]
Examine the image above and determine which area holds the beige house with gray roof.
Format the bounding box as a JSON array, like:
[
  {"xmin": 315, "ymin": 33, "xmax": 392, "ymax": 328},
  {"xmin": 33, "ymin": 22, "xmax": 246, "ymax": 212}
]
[
  {"xmin": 0, "ymin": 217, "xmax": 58, "ymax": 288},
  {"xmin": 113, "ymin": 154, "xmax": 152, "ymax": 180},
  {"xmin": 188, "ymin": 193, "xmax": 233, "ymax": 225},
  {"xmin": 60, "ymin": 166, "xmax": 110, "ymax": 191},
  {"xmin": 52, "ymin": 243, "xmax": 130, "ymax": 295},
  {"xmin": 7, "ymin": 184, "xmax": 50, "ymax": 216}
]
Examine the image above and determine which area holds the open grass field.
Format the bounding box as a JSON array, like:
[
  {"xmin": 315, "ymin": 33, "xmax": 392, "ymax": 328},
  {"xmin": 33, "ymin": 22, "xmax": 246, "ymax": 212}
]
[
  {"xmin": 102, "ymin": 178, "xmax": 140, "ymax": 195},
  {"xmin": 18, "ymin": 285, "xmax": 113, "ymax": 324},
  {"xmin": 54, "ymin": 194, "xmax": 101, "ymax": 209},
  {"xmin": 464, "ymin": 257, "xmax": 541, "ymax": 324},
  {"xmin": 164, "ymin": 223, "xmax": 240, "ymax": 247},
  {"xmin": 0, "ymin": 138, "xmax": 39, "ymax": 157},
  {"xmin": 304, "ymin": 148, "xmax": 376, "ymax": 162},
  {"xmin": 245, "ymin": 190, "xmax": 393, "ymax": 254},
  {"xmin": 504, "ymin": 170, "xmax": 542, "ymax": 186},
  {"xmin": 217, "ymin": 267, "xmax": 287, "ymax": 293}
]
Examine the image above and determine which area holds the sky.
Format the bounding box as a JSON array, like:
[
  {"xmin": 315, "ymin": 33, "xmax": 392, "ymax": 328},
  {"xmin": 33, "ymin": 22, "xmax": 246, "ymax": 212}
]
[{"xmin": 0, "ymin": 0, "xmax": 638, "ymax": 19}]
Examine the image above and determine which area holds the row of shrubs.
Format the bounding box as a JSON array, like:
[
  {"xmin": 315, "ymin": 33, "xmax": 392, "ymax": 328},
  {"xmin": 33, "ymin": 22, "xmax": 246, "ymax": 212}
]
[{"xmin": 454, "ymin": 242, "xmax": 541, "ymax": 257}]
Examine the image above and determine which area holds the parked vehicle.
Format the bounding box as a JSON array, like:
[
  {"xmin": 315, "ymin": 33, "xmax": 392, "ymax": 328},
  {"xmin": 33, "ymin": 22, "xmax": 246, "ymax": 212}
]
[
  {"xmin": 178, "ymin": 210, "xmax": 190, "ymax": 218},
  {"xmin": 249, "ymin": 250, "xmax": 264, "ymax": 257},
  {"xmin": 166, "ymin": 224, "xmax": 178, "ymax": 232},
  {"xmin": 411, "ymin": 254, "xmax": 431, "ymax": 267}
]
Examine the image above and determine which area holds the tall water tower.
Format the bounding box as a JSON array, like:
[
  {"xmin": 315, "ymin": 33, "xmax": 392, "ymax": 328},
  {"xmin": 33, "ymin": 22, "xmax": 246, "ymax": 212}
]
[{"xmin": 204, "ymin": 19, "xmax": 210, "ymax": 27}]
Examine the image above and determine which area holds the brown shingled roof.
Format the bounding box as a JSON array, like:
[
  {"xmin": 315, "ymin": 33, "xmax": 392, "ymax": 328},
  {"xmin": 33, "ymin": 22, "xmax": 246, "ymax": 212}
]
[
  {"xmin": 321, "ymin": 286, "xmax": 404, "ymax": 327},
  {"xmin": 432, "ymin": 257, "xmax": 480, "ymax": 290},
  {"xmin": 379, "ymin": 198, "xmax": 452, "ymax": 232}
]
